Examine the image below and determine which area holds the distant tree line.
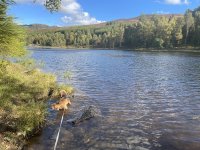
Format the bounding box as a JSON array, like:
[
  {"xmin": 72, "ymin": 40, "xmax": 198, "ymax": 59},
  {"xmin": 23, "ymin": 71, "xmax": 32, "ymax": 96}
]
[
  {"xmin": 27, "ymin": 22, "xmax": 125, "ymax": 49},
  {"xmin": 27, "ymin": 6, "xmax": 200, "ymax": 49},
  {"xmin": 124, "ymin": 7, "xmax": 200, "ymax": 49}
]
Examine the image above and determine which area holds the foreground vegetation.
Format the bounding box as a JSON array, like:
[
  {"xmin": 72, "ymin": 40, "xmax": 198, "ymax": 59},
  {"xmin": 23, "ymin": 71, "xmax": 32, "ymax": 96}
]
[
  {"xmin": 27, "ymin": 6, "xmax": 200, "ymax": 50},
  {"xmin": 0, "ymin": 1, "xmax": 74, "ymax": 149},
  {"xmin": 0, "ymin": 60, "xmax": 56, "ymax": 149}
]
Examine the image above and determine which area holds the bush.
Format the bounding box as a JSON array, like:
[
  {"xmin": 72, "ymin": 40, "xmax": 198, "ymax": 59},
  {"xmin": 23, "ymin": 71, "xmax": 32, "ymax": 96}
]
[
  {"xmin": 50, "ymin": 84, "xmax": 75, "ymax": 99},
  {"xmin": 0, "ymin": 60, "xmax": 57, "ymax": 140}
]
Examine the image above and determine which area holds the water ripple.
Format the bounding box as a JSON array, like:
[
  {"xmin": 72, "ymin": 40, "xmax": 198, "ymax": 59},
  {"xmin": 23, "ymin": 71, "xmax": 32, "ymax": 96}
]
[{"xmin": 26, "ymin": 49, "xmax": 200, "ymax": 150}]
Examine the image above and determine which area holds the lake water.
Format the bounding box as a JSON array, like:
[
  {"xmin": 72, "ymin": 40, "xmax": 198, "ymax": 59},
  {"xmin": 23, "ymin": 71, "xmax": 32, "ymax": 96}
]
[{"xmin": 25, "ymin": 49, "xmax": 200, "ymax": 150}]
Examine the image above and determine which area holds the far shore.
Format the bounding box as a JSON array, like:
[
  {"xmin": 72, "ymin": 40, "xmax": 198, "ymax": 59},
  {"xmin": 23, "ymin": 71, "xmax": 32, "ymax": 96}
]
[{"xmin": 27, "ymin": 45, "xmax": 200, "ymax": 53}]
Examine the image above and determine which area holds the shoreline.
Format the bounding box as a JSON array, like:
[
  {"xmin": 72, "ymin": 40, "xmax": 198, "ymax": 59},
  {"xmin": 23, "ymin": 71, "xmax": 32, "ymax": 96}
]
[
  {"xmin": 27, "ymin": 46, "xmax": 200, "ymax": 53},
  {"xmin": 0, "ymin": 61, "xmax": 58, "ymax": 150}
]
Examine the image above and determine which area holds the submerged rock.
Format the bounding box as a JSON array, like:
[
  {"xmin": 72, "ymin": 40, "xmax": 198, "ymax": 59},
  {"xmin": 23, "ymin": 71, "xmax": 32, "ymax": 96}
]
[{"xmin": 67, "ymin": 105, "xmax": 101, "ymax": 125}]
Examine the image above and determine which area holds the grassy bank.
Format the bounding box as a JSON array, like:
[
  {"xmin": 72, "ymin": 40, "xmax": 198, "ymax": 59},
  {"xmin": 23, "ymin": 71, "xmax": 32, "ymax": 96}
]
[{"xmin": 0, "ymin": 60, "xmax": 57, "ymax": 149}]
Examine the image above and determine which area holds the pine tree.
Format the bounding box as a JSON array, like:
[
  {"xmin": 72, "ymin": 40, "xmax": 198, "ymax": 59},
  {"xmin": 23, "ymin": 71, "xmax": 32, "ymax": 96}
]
[{"xmin": 0, "ymin": 1, "xmax": 26, "ymax": 58}]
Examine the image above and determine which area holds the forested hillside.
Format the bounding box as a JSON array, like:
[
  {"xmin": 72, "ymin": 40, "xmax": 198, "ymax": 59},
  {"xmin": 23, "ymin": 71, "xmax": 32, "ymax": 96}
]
[{"xmin": 26, "ymin": 6, "xmax": 200, "ymax": 50}]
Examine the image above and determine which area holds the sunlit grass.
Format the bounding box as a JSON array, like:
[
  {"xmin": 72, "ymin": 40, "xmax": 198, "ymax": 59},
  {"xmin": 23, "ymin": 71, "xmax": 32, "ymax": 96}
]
[
  {"xmin": 51, "ymin": 84, "xmax": 74, "ymax": 99},
  {"xmin": 0, "ymin": 59, "xmax": 76, "ymax": 149},
  {"xmin": 0, "ymin": 60, "xmax": 56, "ymax": 144}
]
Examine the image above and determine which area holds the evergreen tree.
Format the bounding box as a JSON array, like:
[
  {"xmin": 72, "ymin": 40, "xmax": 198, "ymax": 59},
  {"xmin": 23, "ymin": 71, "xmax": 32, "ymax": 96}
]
[
  {"xmin": 0, "ymin": 1, "xmax": 26, "ymax": 58},
  {"xmin": 184, "ymin": 10, "xmax": 194, "ymax": 45}
]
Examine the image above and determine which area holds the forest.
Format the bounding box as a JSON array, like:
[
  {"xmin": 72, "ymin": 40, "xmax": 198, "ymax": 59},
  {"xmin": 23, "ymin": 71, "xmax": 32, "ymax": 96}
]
[{"xmin": 27, "ymin": 6, "xmax": 200, "ymax": 50}]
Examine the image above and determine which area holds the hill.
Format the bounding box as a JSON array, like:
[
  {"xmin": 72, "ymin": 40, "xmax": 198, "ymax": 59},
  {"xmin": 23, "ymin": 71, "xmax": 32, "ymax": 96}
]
[
  {"xmin": 24, "ymin": 14, "xmax": 183, "ymax": 31},
  {"xmin": 25, "ymin": 11, "xmax": 200, "ymax": 51}
]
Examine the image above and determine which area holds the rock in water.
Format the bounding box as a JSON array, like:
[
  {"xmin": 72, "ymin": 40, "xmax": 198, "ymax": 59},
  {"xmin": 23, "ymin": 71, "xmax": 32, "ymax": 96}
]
[{"xmin": 67, "ymin": 105, "xmax": 101, "ymax": 125}]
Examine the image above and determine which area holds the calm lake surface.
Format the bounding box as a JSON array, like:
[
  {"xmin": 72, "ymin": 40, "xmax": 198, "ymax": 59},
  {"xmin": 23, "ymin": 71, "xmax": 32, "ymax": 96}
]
[{"xmin": 26, "ymin": 49, "xmax": 200, "ymax": 150}]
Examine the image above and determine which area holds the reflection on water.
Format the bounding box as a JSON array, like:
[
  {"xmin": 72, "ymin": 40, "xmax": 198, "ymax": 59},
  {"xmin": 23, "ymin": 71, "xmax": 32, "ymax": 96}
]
[{"xmin": 25, "ymin": 49, "xmax": 200, "ymax": 150}]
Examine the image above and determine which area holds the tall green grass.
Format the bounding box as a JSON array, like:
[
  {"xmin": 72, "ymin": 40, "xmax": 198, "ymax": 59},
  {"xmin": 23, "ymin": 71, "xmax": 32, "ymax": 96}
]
[{"xmin": 0, "ymin": 60, "xmax": 56, "ymax": 147}]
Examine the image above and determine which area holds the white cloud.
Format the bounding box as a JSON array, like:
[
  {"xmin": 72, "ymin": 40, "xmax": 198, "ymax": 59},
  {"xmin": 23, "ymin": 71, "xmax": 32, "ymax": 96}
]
[
  {"xmin": 60, "ymin": 0, "xmax": 104, "ymax": 25},
  {"xmin": 61, "ymin": 15, "xmax": 103, "ymax": 25},
  {"xmin": 14, "ymin": 0, "xmax": 104, "ymax": 26},
  {"xmin": 165, "ymin": 0, "xmax": 189, "ymax": 4},
  {"xmin": 60, "ymin": 0, "xmax": 81, "ymax": 14}
]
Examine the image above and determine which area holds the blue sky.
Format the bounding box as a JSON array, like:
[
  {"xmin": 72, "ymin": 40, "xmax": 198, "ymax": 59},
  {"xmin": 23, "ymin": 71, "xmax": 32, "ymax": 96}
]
[{"xmin": 8, "ymin": 0, "xmax": 200, "ymax": 26}]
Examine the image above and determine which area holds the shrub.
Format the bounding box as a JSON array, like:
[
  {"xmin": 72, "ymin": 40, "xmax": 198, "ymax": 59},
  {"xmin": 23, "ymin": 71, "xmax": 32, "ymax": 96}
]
[{"xmin": 0, "ymin": 61, "xmax": 56, "ymax": 139}]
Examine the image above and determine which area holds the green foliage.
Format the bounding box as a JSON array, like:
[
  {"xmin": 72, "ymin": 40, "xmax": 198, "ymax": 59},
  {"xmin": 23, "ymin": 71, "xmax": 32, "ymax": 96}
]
[
  {"xmin": 16, "ymin": 101, "xmax": 47, "ymax": 135},
  {"xmin": 59, "ymin": 84, "xmax": 74, "ymax": 95},
  {"xmin": 0, "ymin": 1, "xmax": 68, "ymax": 148},
  {"xmin": 0, "ymin": 61, "xmax": 57, "ymax": 136},
  {"xmin": 29, "ymin": 32, "xmax": 66, "ymax": 47},
  {"xmin": 0, "ymin": 1, "xmax": 26, "ymax": 57},
  {"xmin": 27, "ymin": 23, "xmax": 126, "ymax": 49},
  {"xmin": 27, "ymin": 15, "xmax": 186, "ymax": 49},
  {"xmin": 124, "ymin": 15, "xmax": 184, "ymax": 49},
  {"xmin": 154, "ymin": 38, "xmax": 164, "ymax": 49},
  {"xmin": 50, "ymin": 84, "xmax": 74, "ymax": 99},
  {"xmin": 184, "ymin": 10, "xmax": 194, "ymax": 45},
  {"xmin": 171, "ymin": 17, "xmax": 184, "ymax": 46},
  {"xmin": 64, "ymin": 71, "xmax": 72, "ymax": 81},
  {"xmin": 0, "ymin": 2, "xmax": 59, "ymax": 143},
  {"xmin": 44, "ymin": 0, "xmax": 61, "ymax": 12},
  {"xmin": 26, "ymin": 5, "xmax": 200, "ymax": 50}
]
